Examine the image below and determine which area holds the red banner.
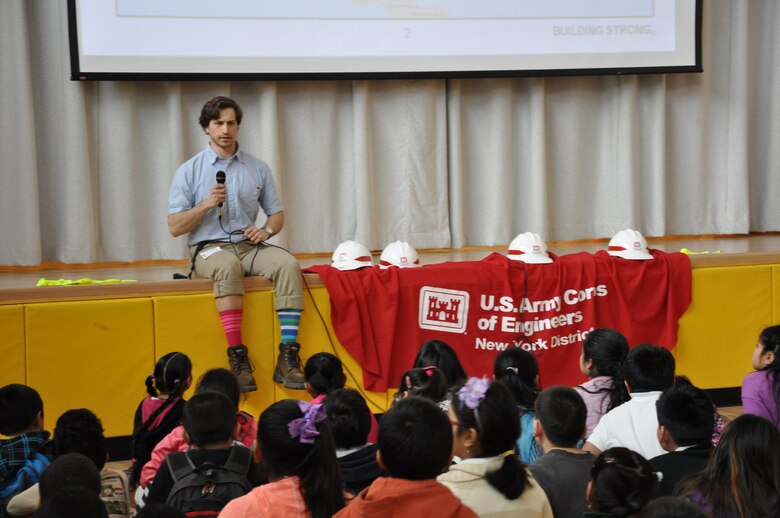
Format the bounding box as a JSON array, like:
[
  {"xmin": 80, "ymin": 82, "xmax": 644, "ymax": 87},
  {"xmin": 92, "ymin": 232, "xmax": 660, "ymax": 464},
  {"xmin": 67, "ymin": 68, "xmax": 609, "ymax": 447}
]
[{"xmin": 306, "ymin": 250, "xmax": 691, "ymax": 392}]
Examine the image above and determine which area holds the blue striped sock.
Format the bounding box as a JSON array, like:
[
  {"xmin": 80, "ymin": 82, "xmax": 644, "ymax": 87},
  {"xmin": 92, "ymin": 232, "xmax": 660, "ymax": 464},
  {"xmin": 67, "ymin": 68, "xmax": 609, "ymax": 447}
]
[{"xmin": 278, "ymin": 309, "xmax": 302, "ymax": 344}]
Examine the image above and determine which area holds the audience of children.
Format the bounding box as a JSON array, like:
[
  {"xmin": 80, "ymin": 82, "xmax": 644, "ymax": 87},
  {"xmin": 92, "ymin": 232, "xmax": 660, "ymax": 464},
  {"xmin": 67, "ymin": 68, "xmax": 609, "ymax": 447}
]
[
  {"xmin": 145, "ymin": 392, "xmax": 256, "ymax": 514},
  {"xmin": 323, "ymin": 388, "xmax": 385, "ymax": 498},
  {"xmin": 11, "ymin": 321, "xmax": 780, "ymax": 517},
  {"xmin": 438, "ymin": 377, "xmax": 553, "ymax": 517},
  {"xmin": 130, "ymin": 352, "xmax": 192, "ymax": 488},
  {"xmin": 138, "ymin": 368, "xmax": 255, "ymax": 491},
  {"xmin": 0, "ymin": 384, "xmax": 52, "ymax": 513},
  {"xmin": 335, "ymin": 396, "xmax": 476, "ymax": 517},
  {"xmin": 304, "ymin": 353, "xmax": 379, "ymax": 443},
  {"xmin": 393, "ymin": 366, "xmax": 450, "ymax": 411},
  {"xmin": 742, "ymin": 324, "xmax": 780, "ymax": 430},
  {"xmin": 412, "ymin": 340, "xmax": 469, "ymax": 394},
  {"xmin": 677, "ymin": 413, "xmax": 780, "ymax": 517},
  {"xmin": 221, "ymin": 399, "xmax": 345, "ymax": 518},
  {"xmin": 492, "ymin": 348, "xmax": 542, "ymax": 463},
  {"xmin": 648, "ymin": 383, "xmax": 714, "ymax": 497},
  {"xmin": 528, "ymin": 386, "xmax": 596, "ymax": 518},
  {"xmin": 584, "ymin": 447, "xmax": 657, "ymax": 517},
  {"xmin": 574, "ymin": 328, "xmax": 630, "ymax": 437},
  {"xmin": 6, "ymin": 408, "xmax": 131, "ymax": 518},
  {"xmin": 583, "ymin": 343, "xmax": 675, "ymax": 459}
]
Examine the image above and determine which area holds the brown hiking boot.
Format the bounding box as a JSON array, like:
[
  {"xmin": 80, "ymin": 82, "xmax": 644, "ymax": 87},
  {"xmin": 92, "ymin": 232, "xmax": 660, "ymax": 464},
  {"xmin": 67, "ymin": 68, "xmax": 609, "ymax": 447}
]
[
  {"xmin": 272, "ymin": 342, "xmax": 305, "ymax": 390},
  {"xmin": 226, "ymin": 344, "xmax": 257, "ymax": 393}
]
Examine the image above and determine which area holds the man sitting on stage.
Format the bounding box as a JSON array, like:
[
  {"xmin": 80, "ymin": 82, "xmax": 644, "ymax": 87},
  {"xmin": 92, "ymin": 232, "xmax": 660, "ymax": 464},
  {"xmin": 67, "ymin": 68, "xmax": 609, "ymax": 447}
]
[{"xmin": 167, "ymin": 96, "xmax": 305, "ymax": 392}]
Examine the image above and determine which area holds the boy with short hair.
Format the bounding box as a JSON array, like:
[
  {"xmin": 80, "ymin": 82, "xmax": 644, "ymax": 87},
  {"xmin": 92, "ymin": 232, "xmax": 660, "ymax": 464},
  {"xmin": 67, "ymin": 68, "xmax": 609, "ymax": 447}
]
[
  {"xmin": 324, "ymin": 389, "xmax": 385, "ymax": 497},
  {"xmin": 0, "ymin": 384, "xmax": 52, "ymax": 504},
  {"xmin": 529, "ymin": 386, "xmax": 595, "ymax": 518},
  {"xmin": 6, "ymin": 408, "xmax": 132, "ymax": 517},
  {"xmin": 145, "ymin": 392, "xmax": 255, "ymax": 513},
  {"xmin": 335, "ymin": 396, "xmax": 476, "ymax": 517},
  {"xmin": 649, "ymin": 383, "xmax": 714, "ymax": 496},
  {"xmin": 583, "ymin": 344, "xmax": 675, "ymax": 459}
]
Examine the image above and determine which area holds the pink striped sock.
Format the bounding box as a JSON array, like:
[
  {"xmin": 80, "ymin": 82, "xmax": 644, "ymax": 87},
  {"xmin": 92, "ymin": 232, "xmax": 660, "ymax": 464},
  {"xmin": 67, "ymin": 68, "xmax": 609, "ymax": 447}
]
[{"xmin": 219, "ymin": 309, "xmax": 243, "ymax": 347}]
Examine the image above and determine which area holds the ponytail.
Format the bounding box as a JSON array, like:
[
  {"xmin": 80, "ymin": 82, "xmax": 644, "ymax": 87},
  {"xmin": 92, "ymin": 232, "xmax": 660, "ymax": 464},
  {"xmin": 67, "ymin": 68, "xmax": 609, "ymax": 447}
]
[{"xmin": 485, "ymin": 451, "xmax": 528, "ymax": 500}]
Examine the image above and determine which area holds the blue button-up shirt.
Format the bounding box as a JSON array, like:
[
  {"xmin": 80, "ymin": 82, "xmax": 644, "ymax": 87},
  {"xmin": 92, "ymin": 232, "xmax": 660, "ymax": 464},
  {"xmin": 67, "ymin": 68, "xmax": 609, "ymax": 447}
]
[{"xmin": 168, "ymin": 144, "xmax": 284, "ymax": 246}]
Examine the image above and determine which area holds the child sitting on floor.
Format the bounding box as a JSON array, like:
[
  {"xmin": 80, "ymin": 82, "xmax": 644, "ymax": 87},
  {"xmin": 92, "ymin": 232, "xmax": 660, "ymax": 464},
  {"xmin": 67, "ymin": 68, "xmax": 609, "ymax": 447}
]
[
  {"xmin": 324, "ymin": 388, "xmax": 385, "ymax": 497},
  {"xmin": 130, "ymin": 352, "xmax": 192, "ymax": 488},
  {"xmin": 336, "ymin": 396, "xmax": 477, "ymax": 517},
  {"xmin": 0, "ymin": 384, "xmax": 52, "ymax": 508},
  {"xmin": 145, "ymin": 392, "xmax": 255, "ymax": 515},
  {"xmin": 742, "ymin": 324, "xmax": 780, "ymax": 430},
  {"xmin": 220, "ymin": 399, "xmax": 346, "ymax": 518},
  {"xmin": 439, "ymin": 377, "xmax": 552, "ymax": 517}
]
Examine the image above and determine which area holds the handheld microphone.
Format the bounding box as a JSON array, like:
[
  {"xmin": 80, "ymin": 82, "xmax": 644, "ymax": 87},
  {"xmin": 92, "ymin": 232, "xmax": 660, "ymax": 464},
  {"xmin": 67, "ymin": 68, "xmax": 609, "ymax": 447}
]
[{"xmin": 215, "ymin": 170, "xmax": 226, "ymax": 219}]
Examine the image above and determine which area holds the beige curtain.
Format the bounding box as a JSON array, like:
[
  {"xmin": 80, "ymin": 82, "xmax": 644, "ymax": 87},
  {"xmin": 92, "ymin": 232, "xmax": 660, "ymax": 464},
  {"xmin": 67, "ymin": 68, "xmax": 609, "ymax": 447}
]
[{"xmin": 1, "ymin": 1, "xmax": 778, "ymax": 265}]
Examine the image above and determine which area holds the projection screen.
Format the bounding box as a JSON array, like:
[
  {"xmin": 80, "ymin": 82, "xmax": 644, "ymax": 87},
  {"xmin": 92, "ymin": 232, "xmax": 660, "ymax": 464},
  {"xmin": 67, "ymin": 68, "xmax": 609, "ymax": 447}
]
[{"xmin": 68, "ymin": 0, "xmax": 702, "ymax": 80}]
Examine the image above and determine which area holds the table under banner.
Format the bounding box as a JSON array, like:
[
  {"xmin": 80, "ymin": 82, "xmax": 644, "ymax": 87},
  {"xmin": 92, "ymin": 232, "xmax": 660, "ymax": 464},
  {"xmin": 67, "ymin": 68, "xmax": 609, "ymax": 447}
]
[{"xmin": 306, "ymin": 250, "xmax": 691, "ymax": 392}]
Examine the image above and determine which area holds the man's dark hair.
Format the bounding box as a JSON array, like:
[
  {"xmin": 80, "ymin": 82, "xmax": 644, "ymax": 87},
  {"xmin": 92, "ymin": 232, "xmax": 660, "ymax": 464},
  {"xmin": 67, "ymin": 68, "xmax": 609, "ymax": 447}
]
[
  {"xmin": 324, "ymin": 389, "xmax": 372, "ymax": 450},
  {"xmin": 198, "ymin": 96, "xmax": 243, "ymax": 128},
  {"xmin": 622, "ymin": 344, "xmax": 675, "ymax": 392},
  {"xmin": 35, "ymin": 485, "xmax": 108, "ymax": 518},
  {"xmin": 534, "ymin": 386, "xmax": 587, "ymax": 447},
  {"xmin": 53, "ymin": 408, "xmax": 108, "ymax": 470},
  {"xmin": 656, "ymin": 384, "xmax": 714, "ymax": 446},
  {"xmin": 182, "ymin": 392, "xmax": 237, "ymax": 447},
  {"xmin": 378, "ymin": 396, "xmax": 452, "ymax": 480},
  {"xmin": 0, "ymin": 383, "xmax": 43, "ymax": 436},
  {"xmin": 39, "ymin": 453, "xmax": 101, "ymax": 500}
]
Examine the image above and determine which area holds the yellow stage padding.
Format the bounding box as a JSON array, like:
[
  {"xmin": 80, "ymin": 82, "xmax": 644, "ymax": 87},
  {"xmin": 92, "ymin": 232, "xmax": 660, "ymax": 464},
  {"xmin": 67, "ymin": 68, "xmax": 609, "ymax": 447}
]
[
  {"xmin": 25, "ymin": 299, "xmax": 154, "ymax": 437},
  {"xmin": 774, "ymin": 266, "xmax": 780, "ymax": 323},
  {"xmin": 154, "ymin": 291, "xmax": 278, "ymax": 423},
  {"xmin": 675, "ymin": 265, "xmax": 774, "ymax": 389},
  {"xmin": 0, "ymin": 305, "xmax": 25, "ymax": 387}
]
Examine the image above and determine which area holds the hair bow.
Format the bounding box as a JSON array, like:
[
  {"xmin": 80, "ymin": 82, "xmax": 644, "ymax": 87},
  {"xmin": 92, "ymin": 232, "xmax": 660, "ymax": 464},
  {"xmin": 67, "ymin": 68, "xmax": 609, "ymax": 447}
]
[
  {"xmin": 458, "ymin": 376, "xmax": 490, "ymax": 410},
  {"xmin": 288, "ymin": 400, "xmax": 327, "ymax": 444}
]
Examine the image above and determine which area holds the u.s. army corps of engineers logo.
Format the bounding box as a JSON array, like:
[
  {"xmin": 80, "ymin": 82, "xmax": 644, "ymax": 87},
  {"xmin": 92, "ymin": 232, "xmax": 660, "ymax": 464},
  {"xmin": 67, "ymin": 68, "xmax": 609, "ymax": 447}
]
[{"xmin": 418, "ymin": 287, "xmax": 469, "ymax": 333}]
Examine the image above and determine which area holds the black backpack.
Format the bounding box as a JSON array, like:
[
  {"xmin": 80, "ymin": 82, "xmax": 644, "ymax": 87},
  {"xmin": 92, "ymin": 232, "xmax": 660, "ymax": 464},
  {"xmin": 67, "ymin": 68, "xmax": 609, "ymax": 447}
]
[{"xmin": 164, "ymin": 446, "xmax": 252, "ymax": 517}]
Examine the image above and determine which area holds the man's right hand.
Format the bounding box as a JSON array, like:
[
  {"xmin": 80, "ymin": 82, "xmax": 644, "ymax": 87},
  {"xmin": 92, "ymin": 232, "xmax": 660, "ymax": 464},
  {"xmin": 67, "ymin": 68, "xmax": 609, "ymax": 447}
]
[{"xmin": 207, "ymin": 183, "xmax": 227, "ymax": 208}]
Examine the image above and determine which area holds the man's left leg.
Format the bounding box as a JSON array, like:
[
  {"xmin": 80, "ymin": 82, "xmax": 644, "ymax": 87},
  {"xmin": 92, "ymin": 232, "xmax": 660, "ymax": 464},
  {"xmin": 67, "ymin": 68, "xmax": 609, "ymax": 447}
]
[{"xmin": 242, "ymin": 244, "xmax": 306, "ymax": 390}]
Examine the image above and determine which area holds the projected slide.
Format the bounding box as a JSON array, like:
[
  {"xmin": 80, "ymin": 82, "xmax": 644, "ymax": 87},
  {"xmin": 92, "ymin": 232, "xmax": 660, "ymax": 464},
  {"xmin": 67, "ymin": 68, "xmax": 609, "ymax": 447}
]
[
  {"xmin": 70, "ymin": 0, "xmax": 699, "ymax": 78},
  {"xmin": 116, "ymin": 0, "xmax": 655, "ymax": 20}
]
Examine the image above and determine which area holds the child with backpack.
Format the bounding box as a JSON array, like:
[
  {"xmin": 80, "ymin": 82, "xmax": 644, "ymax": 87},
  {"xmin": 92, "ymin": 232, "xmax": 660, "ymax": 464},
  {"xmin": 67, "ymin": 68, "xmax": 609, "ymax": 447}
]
[
  {"xmin": 0, "ymin": 384, "xmax": 52, "ymax": 514},
  {"xmin": 220, "ymin": 399, "xmax": 346, "ymax": 518},
  {"xmin": 145, "ymin": 392, "xmax": 256, "ymax": 516},
  {"xmin": 138, "ymin": 368, "xmax": 256, "ymax": 490},
  {"xmin": 130, "ymin": 352, "xmax": 193, "ymax": 488}
]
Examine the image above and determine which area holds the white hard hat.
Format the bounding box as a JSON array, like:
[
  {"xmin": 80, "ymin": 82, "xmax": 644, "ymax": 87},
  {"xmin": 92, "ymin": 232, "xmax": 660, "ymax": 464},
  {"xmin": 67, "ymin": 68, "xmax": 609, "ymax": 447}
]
[
  {"xmin": 379, "ymin": 241, "xmax": 421, "ymax": 269},
  {"xmin": 331, "ymin": 240, "xmax": 373, "ymax": 271},
  {"xmin": 507, "ymin": 232, "xmax": 553, "ymax": 264},
  {"xmin": 607, "ymin": 229, "xmax": 653, "ymax": 260}
]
